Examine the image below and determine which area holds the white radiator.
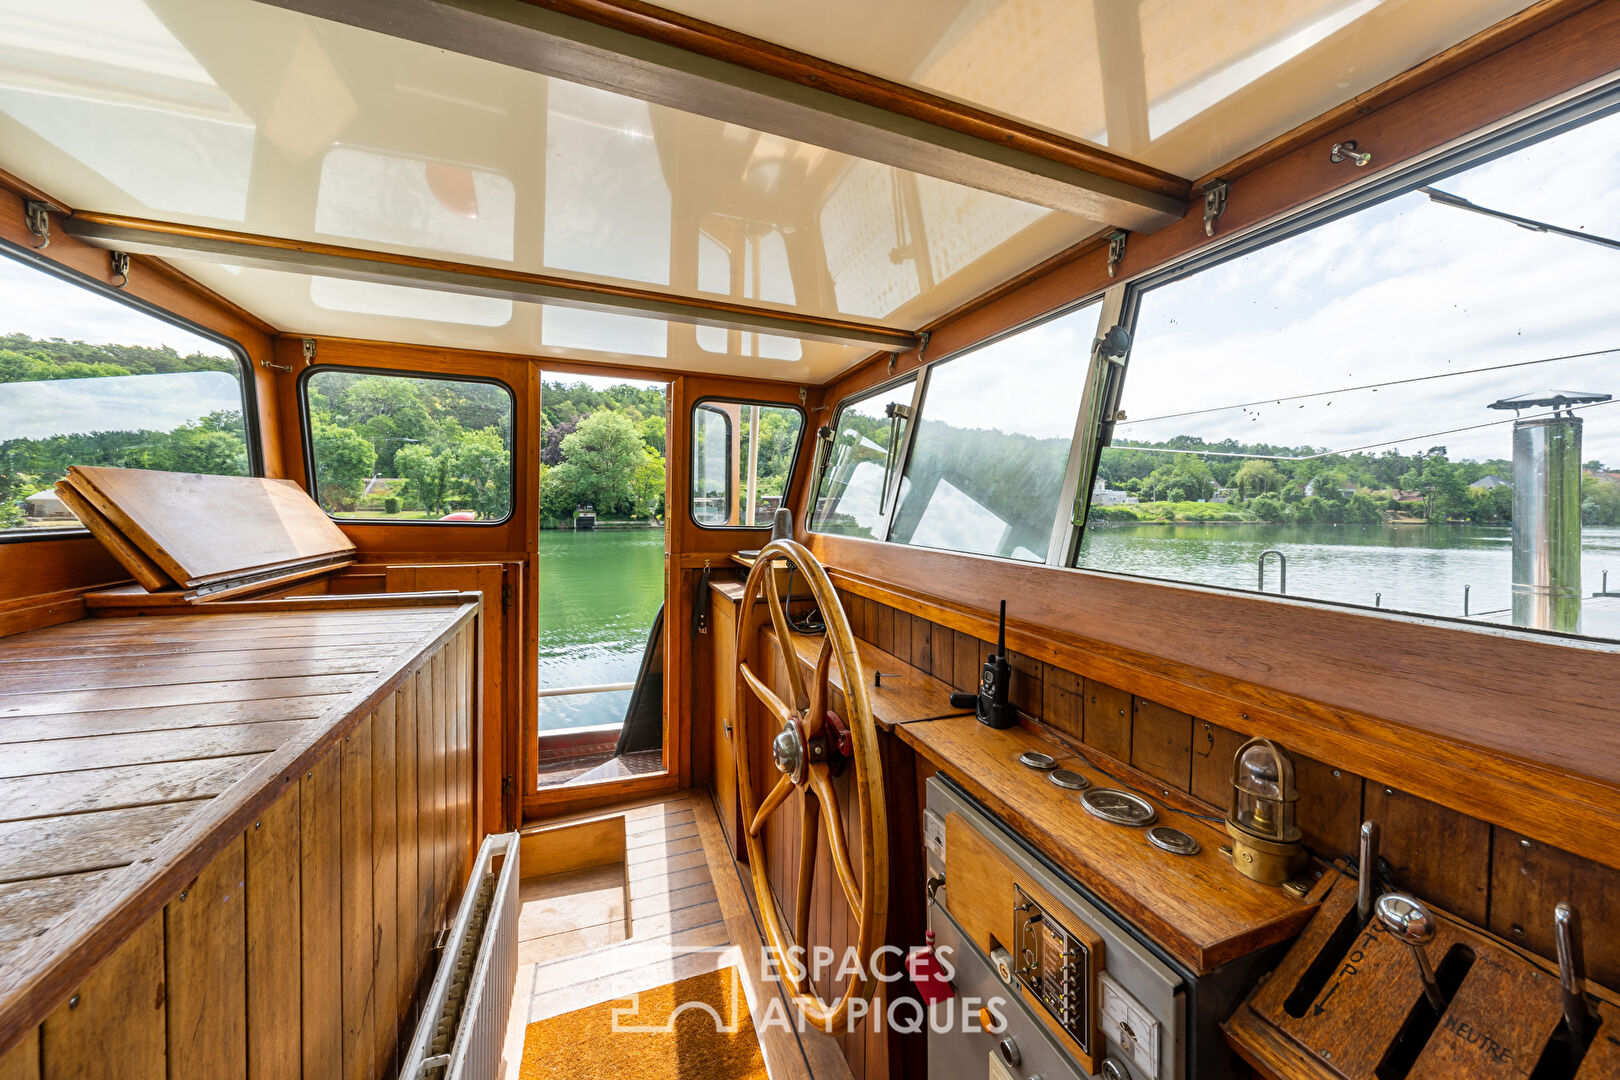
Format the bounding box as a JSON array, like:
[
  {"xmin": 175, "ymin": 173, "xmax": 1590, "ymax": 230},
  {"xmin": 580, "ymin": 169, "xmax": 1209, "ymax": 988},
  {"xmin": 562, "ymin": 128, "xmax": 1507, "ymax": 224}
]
[{"xmin": 400, "ymin": 831, "xmax": 521, "ymax": 1080}]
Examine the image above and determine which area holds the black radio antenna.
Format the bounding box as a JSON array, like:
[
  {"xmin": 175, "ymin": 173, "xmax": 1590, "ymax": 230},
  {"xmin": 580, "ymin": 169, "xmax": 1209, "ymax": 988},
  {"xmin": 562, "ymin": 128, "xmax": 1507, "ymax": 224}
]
[{"xmin": 996, "ymin": 600, "xmax": 1006, "ymax": 658}]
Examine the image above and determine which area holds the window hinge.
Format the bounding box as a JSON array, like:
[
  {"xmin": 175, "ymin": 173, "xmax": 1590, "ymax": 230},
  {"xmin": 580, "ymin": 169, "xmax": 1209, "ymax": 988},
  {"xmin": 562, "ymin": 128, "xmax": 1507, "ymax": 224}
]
[
  {"xmin": 109, "ymin": 251, "xmax": 130, "ymax": 289},
  {"xmin": 1200, "ymin": 179, "xmax": 1230, "ymax": 237},
  {"xmin": 24, "ymin": 201, "xmax": 50, "ymax": 249},
  {"xmin": 501, "ymin": 775, "xmax": 515, "ymax": 799},
  {"xmin": 1106, "ymin": 230, "xmax": 1128, "ymax": 278}
]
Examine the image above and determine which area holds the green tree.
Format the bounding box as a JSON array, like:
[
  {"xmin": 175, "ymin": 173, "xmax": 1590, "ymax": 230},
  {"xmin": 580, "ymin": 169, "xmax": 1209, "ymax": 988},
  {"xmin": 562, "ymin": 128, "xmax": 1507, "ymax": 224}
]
[
  {"xmin": 396, "ymin": 441, "xmax": 452, "ymax": 517},
  {"xmin": 1234, "ymin": 459, "xmax": 1284, "ymax": 498},
  {"xmin": 448, "ymin": 427, "xmax": 511, "ymax": 519},
  {"xmin": 311, "ymin": 421, "xmax": 375, "ymax": 512},
  {"xmin": 634, "ymin": 453, "xmax": 665, "ymax": 518},
  {"xmin": 546, "ymin": 411, "xmax": 648, "ymax": 517}
]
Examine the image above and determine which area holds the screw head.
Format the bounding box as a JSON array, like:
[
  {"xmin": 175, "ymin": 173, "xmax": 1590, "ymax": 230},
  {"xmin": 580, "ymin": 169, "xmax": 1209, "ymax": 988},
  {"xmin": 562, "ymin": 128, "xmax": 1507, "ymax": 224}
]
[{"xmin": 68, "ymin": 994, "xmax": 80, "ymax": 1010}]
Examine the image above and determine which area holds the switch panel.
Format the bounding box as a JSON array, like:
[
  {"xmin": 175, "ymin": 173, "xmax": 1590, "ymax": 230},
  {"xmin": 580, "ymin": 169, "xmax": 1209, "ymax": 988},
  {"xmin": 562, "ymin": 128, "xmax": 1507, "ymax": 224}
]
[
  {"xmin": 1100, "ymin": 974, "xmax": 1161, "ymax": 1079},
  {"xmin": 924, "ymin": 809, "xmax": 947, "ymax": 863}
]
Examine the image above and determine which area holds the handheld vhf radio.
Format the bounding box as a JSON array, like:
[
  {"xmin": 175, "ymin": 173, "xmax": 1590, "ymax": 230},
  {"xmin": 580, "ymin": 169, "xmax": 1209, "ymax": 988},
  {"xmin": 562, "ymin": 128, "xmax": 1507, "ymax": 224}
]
[{"xmin": 949, "ymin": 600, "xmax": 1016, "ymax": 729}]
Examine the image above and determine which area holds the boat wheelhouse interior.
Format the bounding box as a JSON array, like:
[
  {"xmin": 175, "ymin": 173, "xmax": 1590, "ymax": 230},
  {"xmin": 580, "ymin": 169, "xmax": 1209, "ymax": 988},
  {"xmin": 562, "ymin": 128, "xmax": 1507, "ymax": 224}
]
[{"xmin": 2, "ymin": 2, "xmax": 1619, "ymax": 1079}]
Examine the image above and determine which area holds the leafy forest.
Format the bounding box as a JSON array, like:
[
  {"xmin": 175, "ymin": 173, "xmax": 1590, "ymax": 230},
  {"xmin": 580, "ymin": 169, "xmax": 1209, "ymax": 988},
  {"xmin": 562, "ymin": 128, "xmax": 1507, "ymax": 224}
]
[
  {"xmin": 1092, "ymin": 435, "xmax": 1620, "ymax": 526},
  {"xmin": 539, "ymin": 379, "xmax": 667, "ymax": 527}
]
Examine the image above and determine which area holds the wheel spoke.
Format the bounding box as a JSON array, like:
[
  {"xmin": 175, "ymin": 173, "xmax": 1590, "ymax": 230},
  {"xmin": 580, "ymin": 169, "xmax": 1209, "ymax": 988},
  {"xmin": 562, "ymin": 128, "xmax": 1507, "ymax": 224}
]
[
  {"xmin": 809, "ymin": 765, "xmax": 862, "ymax": 915},
  {"xmin": 765, "ymin": 569, "xmax": 810, "ymax": 713},
  {"xmin": 740, "ymin": 662, "xmax": 793, "ymax": 728},
  {"xmin": 795, "ymin": 786, "xmax": 820, "ymax": 951},
  {"xmin": 804, "ymin": 635, "xmax": 833, "ymax": 738},
  {"xmin": 749, "ymin": 772, "xmax": 794, "ymax": 837}
]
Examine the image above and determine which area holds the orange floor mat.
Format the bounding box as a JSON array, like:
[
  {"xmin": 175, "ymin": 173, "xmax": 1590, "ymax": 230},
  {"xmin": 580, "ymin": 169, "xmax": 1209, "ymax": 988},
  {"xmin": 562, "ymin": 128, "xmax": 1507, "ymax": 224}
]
[{"xmin": 519, "ymin": 966, "xmax": 769, "ymax": 1080}]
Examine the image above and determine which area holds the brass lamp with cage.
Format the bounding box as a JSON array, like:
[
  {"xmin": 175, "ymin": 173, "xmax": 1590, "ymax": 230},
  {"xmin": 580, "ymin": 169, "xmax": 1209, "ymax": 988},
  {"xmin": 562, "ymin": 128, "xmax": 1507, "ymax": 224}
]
[{"xmin": 1225, "ymin": 737, "xmax": 1304, "ymax": 885}]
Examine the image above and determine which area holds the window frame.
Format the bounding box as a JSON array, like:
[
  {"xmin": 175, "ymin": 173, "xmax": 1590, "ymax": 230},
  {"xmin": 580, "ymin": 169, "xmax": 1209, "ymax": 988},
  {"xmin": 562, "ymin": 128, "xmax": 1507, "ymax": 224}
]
[
  {"xmin": 687, "ymin": 396, "xmax": 806, "ymax": 531},
  {"xmin": 296, "ymin": 363, "xmax": 518, "ymax": 527},
  {"xmin": 1064, "ymin": 82, "xmax": 1620, "ymax": 623},
  {"xmin": 0, "ymin": 238, "xmax": 262, "ymax": 545},
  {"xmin": 805, "ymin": 371, "xmax": 924, "ymax": 542}
]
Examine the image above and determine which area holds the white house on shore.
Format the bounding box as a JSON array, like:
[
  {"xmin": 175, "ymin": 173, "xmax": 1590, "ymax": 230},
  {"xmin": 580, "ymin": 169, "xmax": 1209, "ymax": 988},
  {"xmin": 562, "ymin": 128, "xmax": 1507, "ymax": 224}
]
[
  {"xmin": 1092, "ymin": 478, "xmax": 1139, "ymax": 506},
  {"xmin": 22, "ymin": 489, "xmax": 77, "ymax": 522}
]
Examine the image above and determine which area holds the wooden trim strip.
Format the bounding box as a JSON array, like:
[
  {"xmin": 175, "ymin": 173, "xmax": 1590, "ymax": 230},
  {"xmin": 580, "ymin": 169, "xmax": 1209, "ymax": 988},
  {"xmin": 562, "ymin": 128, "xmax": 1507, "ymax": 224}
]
[
  {"xmin": 0, "ymin": 601, "xmax": 479, "ymax": 1053},
  {"xmin": 63, "ymin": 212, "xmax": 917, "ymax": 352},
  {"xmin": 525, "ymin": 0, "xmax": 1191, "ymax": 200}
]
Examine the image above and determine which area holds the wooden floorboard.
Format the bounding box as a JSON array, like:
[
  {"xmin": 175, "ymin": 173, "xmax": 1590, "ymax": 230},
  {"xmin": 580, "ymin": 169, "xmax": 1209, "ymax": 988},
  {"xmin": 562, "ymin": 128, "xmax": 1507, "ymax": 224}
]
[
  {"xmin": 503, "ymin": 790, "xmax": 848, "ymax": 1080},
  {"xmin": 0, "ymin": 697, "xmax": 337, "ymax": 743}
]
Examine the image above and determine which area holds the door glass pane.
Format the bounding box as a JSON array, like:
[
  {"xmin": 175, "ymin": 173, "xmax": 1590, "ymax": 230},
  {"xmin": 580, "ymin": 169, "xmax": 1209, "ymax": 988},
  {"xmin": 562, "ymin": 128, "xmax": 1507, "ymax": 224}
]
[
  {"xmin": 0, "ymin": 252, "xmax": 251, "ymax": 537},
  {"xmin": 303, "ymin": 369, "xmax": 513, "ymax": 522},
  {"xmin": 809, "ymin": 377, "xmax": 916, "ymax": 539},
  {"xmin": 889, "ymin": 302, "xmax": 1099, "ymax": 561},
  {"xmin": 690, "ymin": 400, "xmax": 806, "ymax": 527}
]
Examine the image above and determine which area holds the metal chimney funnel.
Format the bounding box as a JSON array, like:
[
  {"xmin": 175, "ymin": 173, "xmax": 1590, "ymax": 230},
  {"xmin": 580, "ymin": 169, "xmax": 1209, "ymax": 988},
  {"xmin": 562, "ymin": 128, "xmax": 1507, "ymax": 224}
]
[{"xmin": 1488, "ymin": 390, "xmax": 1610, "ymax": 632}]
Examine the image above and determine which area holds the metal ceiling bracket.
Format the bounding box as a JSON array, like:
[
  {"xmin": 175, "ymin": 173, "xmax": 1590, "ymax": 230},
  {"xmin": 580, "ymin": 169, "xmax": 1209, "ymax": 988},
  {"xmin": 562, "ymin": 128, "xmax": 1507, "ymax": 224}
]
[
  {"xmin": 1200, "ymin": 180, "xmax": 1229, "ymax": 237},
  {"xmin": 302, "ymin": 338, "xmax": 317, "ymax": 365},
  {"xmin": 24, "ymin": 201, "xmax": 50, "ymax": 249},
  {"xmin": 1106, "ymin": 230, "xmax": 1128, "ymax": 278},
  {"xmin": 109, "ymin": 251, "xmax": 130, "ymax": 288},
  {"xmin": 916, "ymin": 330, "xmax": 932, "ymax": 360}
]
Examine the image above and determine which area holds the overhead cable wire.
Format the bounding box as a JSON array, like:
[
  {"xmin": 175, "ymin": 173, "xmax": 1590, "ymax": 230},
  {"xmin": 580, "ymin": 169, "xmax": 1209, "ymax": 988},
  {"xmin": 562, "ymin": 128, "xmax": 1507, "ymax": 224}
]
[
  {"xmin": 1114, "ymin": 345, "xmax": 1620, "ymax": 429},
  {"xmin": 1113, "ymin": 396, "xmax": 1620, "ymax": 462}
]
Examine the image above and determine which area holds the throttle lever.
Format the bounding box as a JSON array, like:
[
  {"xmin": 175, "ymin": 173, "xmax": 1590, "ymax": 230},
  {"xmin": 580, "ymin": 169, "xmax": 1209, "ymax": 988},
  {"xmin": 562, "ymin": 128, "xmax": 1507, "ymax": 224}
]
[
  {"xmin": 1556, "ymin": 902, "xmax": 1595, "ymax": 1050},
  {"xmin": 1377, "ymin": 892, "xmax": 1447, "ymax": 1013}
]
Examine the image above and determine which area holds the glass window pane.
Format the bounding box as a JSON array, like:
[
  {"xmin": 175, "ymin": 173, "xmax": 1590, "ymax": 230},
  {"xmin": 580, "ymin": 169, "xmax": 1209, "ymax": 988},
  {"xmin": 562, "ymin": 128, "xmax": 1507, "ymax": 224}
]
[
  {"xmin": 809, "ymin": 377, "xmax": 917, "ymax": 539},
  {"xmin": 1077, "ymin": 108, "xmax": 1620, "ymax": 640},
  {"xmin": 689, "ymin": 400, "xmax": 805, "ymax": 528},
  {"xmin": 0, "ymin": 252, "xmax": 251, "ymax": 537},
  {"xmin": 888, "ymin": 302, "xmax": 1099, "ymax": 561},
  {"xmin": 304, "ymin": 370, "xmax": 513, "ymax": 522}
]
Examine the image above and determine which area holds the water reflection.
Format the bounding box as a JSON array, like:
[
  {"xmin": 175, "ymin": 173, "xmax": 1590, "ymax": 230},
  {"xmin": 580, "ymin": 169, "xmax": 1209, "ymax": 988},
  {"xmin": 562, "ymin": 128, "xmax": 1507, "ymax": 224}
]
[{"xmin": 1079, "ymin": 523, "xmax": 1620, "ymax": 630}]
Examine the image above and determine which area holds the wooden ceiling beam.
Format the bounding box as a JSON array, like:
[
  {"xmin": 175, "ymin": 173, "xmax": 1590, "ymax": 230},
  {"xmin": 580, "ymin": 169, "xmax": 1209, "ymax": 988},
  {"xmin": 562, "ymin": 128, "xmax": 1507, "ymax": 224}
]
[
  {"xmin": 61, "ymin": 212, "xmax": 917, "ymax": 353},
  {"xmin": 252, "ymin": 0, "xmax": 1189, "ymax": 230}
]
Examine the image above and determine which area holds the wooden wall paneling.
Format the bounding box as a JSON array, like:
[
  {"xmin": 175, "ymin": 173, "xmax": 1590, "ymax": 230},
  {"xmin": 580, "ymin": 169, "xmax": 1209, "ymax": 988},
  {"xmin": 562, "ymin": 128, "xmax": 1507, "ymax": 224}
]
[
  {"xmin": 710, "ymin": 598, "xmax": 739, "ymax": 851},
  {"xmin": 165, "ymin": 835, "xmax": 247, "ymax": 1080},
  {"xmin": 414, "ymin": 667, "xmax": 440, "ymax": 955},
  {"xmin": 1292, "ymin": 755, "xmax": 1363, "ymax": 861},
  {"xmin": 300, "ymin": 748, "xmax": 342, "ymax": 1080},
  {"xmin": 926, "ymin": 622, "xmax": 952, "ymax": 687},
  {"xmin": 1041, "ymin": 663, "xmax": 1084, "ymax": 742},
  {"xmin": 1489, "ymin": 828, "xmax": 1620, "ymax": 990},
  {"xmin": 910, "ymin": 616, "xmax": 933, "ymax": 677},
  {"xmin": 40, "ymin": 916, "xmax": 164, "ymax": 1080},
  {"xmin": 890, "ymin": 609, "xmax": 914, "ymax": 666},
  {"xmin": 874, "ymin": 604, "xmax": 894, "ymax": 657},
  {"xmin": 0, "ymin": 1029, "xmax": 35, "ymax": 1080},
  {"xmin": 340, "ymin": 717, "xmax": 376, "ymax": 1080},
  {"xmin": 1007, "ymin": 650, "xmax": 1041, "ymax": 719},
  {"xmin": 370, "ymin": 696, "xmax": 399, "ymax": 1080},
  {"xmin": 1363, "ymin": 782, "xmax": 1491, "ymax": 926},
  {"xmin": 394, "ymin": 682, "xmax": 422, "ymax": 1052},
  {"xmin": 1189, "ymin": 720, "xmax": 1247, "ymax": 808},
  {"xmin": 951, "ymin": 631, "xmax": 980, "ymax": 696},
  {"xmin": 247, "ymin": 784, "xmax": 301, "ymax": 1080},
  {"xmin": 1129, "ymin": 698, "xmax": 1192, "ymax": 792},
  {"xmin": 1082, "ymin": 680, "xmax": 1132, "ymax": 761}
]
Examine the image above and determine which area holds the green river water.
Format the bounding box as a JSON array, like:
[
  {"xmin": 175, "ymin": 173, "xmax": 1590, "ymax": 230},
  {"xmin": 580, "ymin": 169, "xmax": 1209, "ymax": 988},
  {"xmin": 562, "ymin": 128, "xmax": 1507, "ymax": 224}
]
[{"xmin": 537, "ymin": 523, "xmax": 1620, "ymax": 730}]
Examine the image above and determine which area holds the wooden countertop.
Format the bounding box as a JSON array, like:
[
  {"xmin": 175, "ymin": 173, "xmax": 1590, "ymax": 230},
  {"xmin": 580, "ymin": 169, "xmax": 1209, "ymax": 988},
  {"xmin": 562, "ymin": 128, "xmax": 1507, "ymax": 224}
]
[
  {"xmin": 896, "ymin": 714, "xmax": 1316, "ymax": 974},
  {"xmin": 0, "ymin": 599, "xmax": 477, "ymax": 1022}
]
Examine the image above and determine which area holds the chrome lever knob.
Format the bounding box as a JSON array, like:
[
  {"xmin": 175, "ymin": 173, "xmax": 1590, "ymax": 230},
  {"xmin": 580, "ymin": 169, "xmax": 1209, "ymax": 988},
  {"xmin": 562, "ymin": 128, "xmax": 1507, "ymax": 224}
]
[
  {"xmin": 1377, "ymin": 892, "xmax": 1446, "ymax": 1012},
  {"xmin": 1556, "ymin": 902, "xmax": 1594, "ymax": 1045},
  {"xmin": 1357, "ymin": 821, "xmax": 1380, "ymax": 924}
]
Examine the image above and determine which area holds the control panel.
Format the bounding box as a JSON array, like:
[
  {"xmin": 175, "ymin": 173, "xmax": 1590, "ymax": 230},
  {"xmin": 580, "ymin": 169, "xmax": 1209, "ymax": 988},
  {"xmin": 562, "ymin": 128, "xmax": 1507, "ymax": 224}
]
[{"xmin": 1014, "ymin": 883, "xmax": 1094, "ymax": 1055}]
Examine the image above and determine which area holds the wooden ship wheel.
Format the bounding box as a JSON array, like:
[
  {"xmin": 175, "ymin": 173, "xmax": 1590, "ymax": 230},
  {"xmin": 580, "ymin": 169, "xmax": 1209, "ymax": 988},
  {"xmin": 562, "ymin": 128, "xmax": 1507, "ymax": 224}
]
[{"xmin": 733, "ymin": 539, "xmax": 889, "ymax": 1032}]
